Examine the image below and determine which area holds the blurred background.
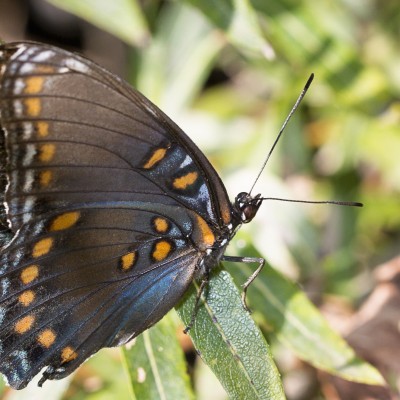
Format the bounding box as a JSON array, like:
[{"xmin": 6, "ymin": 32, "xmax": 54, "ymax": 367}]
[{"xmin": 0, "ymin": 0, "xmax": 399, "ymax": 399}]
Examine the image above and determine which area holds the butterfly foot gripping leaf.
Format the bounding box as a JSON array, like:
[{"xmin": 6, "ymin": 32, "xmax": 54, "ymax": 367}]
[{"xmin": 0, "ymin": 42, "xmax": 265, "ymax": 389}]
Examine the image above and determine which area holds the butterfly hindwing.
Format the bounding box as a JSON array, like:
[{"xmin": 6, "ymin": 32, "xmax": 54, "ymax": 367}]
[{"xmin": 0, "ymin": 203, "xmax": 204, "ymax": 388}]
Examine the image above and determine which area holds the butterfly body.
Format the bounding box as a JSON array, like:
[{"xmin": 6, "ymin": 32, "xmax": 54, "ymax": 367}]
[{"xmin": 0, "ymin": 42, "xmax": 261, "ymax": 389}]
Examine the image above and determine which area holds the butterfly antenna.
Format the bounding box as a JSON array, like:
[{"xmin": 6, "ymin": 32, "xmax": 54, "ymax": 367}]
[
  {"xmin": 260, "ymin": 197, "xmax": 363, "ymax": 207},
  {"xmin": 249, "ymin": 73, "xmax": 314, "ymax": 195}
]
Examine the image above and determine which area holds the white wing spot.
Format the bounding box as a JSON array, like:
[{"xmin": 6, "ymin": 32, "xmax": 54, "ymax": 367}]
[
  {"xmin": 33, "ymin": 50, "xmax": 55, "ymax": 63},
  {"xmin": 0, "ymin": 307, "xmax": 5, "ymax": 324},
  {"xmin": 16, "ymin": 46, "xmax": 35, "ymax": 61},
  {"xmin": 23, "ymin": 170, "xmax": 34, "ymax": 192},
  {"xmin": 20, "ymin": 63, "xmax": 36, "ymax": 74},
  {"xmin": 65, "ymin": 58, "xmax": 89, "ymax": 73},
  {"xmin": 13, "ymin": 79, "xmax": 25, "ymax": 94},
  {"xmin": 23, "ymin": 144, "xmax": 37, "ymax": 167},
  {"xmin": 13, "ymin": 100, "xmax": 23, "ymax": 117},
  {"xmin": 179, "ymin": 155, "xmax": 192, "ymax": 168},
  {"xmin": 1, "ymin": 278, "xmax": 10, "ymax": 296},
  {"xmin": 22, "ymin": 122, "xmax": 34, "ymax": 140}
]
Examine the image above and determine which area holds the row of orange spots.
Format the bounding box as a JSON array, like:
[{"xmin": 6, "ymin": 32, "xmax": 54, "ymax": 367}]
[
  {"xmin": 143, "ymin": 147, "xmax": 200, "ymax": 190},
  {"xmin": 152, "ymin": 240, "xmax": 172, "ymax": 262},
  {"xmin": 34, "ymin": 118, "xmax": 55, "ymax": 190},
  {"xmin": 14, "ymin": 316, "xmax": 56, "ymax": 349},
  {"xmin": 120, "ymin": 251, "xmax": 137, "ymax": 271},
  {"xmin": 22, "ymin": 78, "xmax": 55, "ymax": 187},
  {"xmin": 13, "ymin": 314, "xmax": 75, "ymax": 360},
  {"xmin": 30, "ymin": 212, "xmax": 81, "ymax": 262},
  {"xmin": 24, "ymin": 76, "xmax": 43, "ymax": 117},
  {"xmin": 13, "ymin": 203, "xmax": 78, "ymax": 360},
  {"xmin": 173, "ymin": 171, "xmax": 198, "ymax": 190},
  {"xmin": 21, "ymin": 212, "xmax": 80, "ymax": 301}
]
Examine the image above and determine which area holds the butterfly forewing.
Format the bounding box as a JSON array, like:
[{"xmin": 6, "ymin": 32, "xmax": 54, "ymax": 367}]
[
  {"xmin": 0, "ymin": 42, "xmax": 231, "ymax": 229},
  {"xmin": 0, "ymin": 42, "xmax": 234, "ymax": 388}
]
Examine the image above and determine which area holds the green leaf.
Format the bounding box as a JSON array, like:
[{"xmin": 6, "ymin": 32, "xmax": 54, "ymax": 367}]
[
  {"xmin": 228, "ymin": 254, "xmax": 385, "ymax": 386},
  {"xmin": 46, "ymin": 0, "xmax": 150, "ymax": 46},
  {"xmin": 176, "ymin": 268, "xmax": 285, "ymax": 400},
  {"xmin": 185, "ymin": 0, "xmax": 273, "ymax": 59},
  {"xmin": 122, "ymin": 314, "xmax": 195, "ymax": 400}
]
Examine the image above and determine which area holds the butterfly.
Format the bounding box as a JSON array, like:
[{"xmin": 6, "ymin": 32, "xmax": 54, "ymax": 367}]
[
  {"xmin": 0, "ymin": 41, "xmax": 274, "ymax": 389},
  {"xmin": 0, "ymin": 41, "xmax": 361, "ymax": 390}
]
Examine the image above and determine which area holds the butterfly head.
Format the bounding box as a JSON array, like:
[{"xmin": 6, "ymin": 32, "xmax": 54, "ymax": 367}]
[{"xmin": 234, "ymin": 192, "xmax": 262, "ymax": 224}]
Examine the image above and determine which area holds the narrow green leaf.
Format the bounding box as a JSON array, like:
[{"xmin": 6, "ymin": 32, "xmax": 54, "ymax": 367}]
[
  {"xmin": 176, "ymin": 268, "xmax": 285, "ymax": 400},
  {"xmin": 122, "ymin": 314, "xmax": 195, "ymax": 400},
  {"xmin": 46, "ymin": 0, "xmax": 150, "ymax": 46},
  {"xmin": 228, "ymin": 254, "xmax": 385, "ymax": 386},
  {"xmin": 185, "ymin": 0, "xmax": 274, "ymax": 58}
]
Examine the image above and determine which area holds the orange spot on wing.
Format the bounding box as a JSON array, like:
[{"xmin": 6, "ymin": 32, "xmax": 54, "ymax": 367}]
[
  {"xmin": 143, "ymin": 148, "xmax": 167, "ymax": 169},
  {"xmin": 50, "ymin": 211, "xmax": 80, "ymax": 231},
  {"xmin": 153, "ymin": 217, "xmax": 169, "ymax": 233},
  {"xmin": 25, "ymin": 98, "xmax": 41, "ymax": 116},
  {"xmin": 37, "ymin": 122, "xmax": 49, "ymax": 137},
  {"xmin": 39, "ymin": 170, "xmax": 52, "ymax": 187},
  {"xmin": 39, "ymin": 144, "xmax": 55, "ymax": 162},
  {"xmin": 15, "ymin": 315, "xmax": 35, "ymax": 334},
  {"xmin": 173, "ymin": 171, "xmax": 198, "ymax": 190},
  {"xmin": 152, "ymin": 241, "xmax": 172, "ymax": 262},
  {"xmin": 195, "ymin": 215, "xmax": 215, "ymax": 247},
  {"xmin": 38, "ymin": 329, "xmax": 56, "ymax": 348},
  {"xmin": 61, "ymin": 346, "xmax": 78, "ymax": 363},
  {"xmin": 18, "ymin": 290, "xmax": 35, "ymax": 306},
  {"xmin": 24, "ymin": 77, "xmax": 44, "ymax": 94},
  {"xmin": 20, "ymin": 265, "xmax": 39, "ymax": 284},
  {"xmin": 121, "ymin": 252, "xmax": 137, "ymax": 271},
  {"xmin": 32, "ymin": 238, "xmax": 53, "ymax": 258}
]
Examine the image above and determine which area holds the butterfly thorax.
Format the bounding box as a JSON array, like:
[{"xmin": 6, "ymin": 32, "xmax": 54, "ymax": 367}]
[{"xmin": 195, "ymin": 192, "xmax": 262, "ymax": 278}]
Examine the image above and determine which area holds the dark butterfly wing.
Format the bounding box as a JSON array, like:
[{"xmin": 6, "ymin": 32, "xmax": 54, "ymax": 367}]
[
  {"xmin": 0, "ymin": 204, "xmax": 202, "ymax": 388},
  {"xmin": 0, "ymin": 42, "xmax": 232, "ymax": 388},
  {"xmin": 0, "ymin": 42, "xmax": 232, "ymax": 230}
]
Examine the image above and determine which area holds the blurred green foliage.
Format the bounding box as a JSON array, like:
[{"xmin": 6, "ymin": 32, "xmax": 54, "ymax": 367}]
[{"xmin": 1, "ymin": 0, "xmax": 399, "ymax": 399}]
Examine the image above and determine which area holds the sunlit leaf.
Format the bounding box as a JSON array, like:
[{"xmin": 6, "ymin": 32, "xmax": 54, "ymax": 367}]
[{"xmin": 177, "ymin": 269, "xmax": 285, "ymax": 400}]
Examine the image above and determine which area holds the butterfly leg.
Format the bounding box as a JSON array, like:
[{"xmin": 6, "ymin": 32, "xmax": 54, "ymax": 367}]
[
  {"xmin": 38, "ymin": 366, "xmax": 55, "ymax": 387},
  {"xmin": 183, "ymin": 272, "xmax": 210, "ymax": 334},
  {"xmin": 222, "ymin": 256, "xmax": 265, "ymax": 312}
]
